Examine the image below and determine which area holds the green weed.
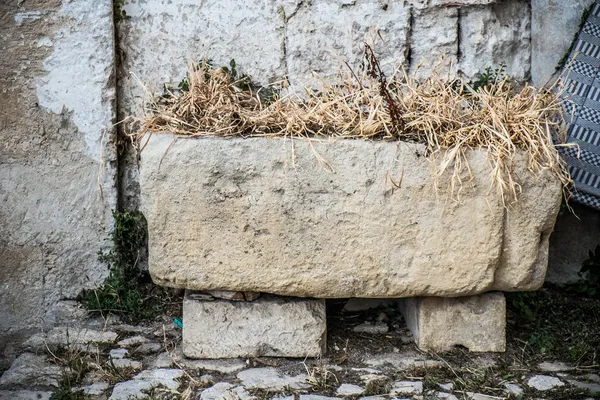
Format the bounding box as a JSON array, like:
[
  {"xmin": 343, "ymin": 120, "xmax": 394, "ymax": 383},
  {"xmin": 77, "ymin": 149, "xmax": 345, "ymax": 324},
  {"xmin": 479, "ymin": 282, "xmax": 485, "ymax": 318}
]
[
  {"xmin": 469, "ymin": 64, "xmax": 506, "ymax": 92},
  {"xmin": 506, "ymin": 288, "xmax": 600, "ymax": 364},
  {"xmin": 113, "ymin": 0, "xmax": 130, "ymax": 23},
  {"xmin": 81, "ymin": 211, "xmax": 172, "ymax": 323},
  {"xmin": 49, "ymin": 387, "xmax": 86, "ymax": 400}
]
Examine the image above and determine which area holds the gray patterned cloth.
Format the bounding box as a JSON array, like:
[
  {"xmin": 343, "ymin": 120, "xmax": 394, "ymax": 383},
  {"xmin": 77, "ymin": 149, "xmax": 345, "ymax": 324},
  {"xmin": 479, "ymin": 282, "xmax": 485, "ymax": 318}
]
[{"xmin": 560, "ymin": 0, "xmax": 600, "ymax": 210}]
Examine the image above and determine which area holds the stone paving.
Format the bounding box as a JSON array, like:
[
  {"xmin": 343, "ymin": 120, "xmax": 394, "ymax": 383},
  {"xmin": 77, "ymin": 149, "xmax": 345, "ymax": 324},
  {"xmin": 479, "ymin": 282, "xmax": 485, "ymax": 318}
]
[{"xmin": 0, "ymin": 302, "xmax": 598, "ymax": 400}]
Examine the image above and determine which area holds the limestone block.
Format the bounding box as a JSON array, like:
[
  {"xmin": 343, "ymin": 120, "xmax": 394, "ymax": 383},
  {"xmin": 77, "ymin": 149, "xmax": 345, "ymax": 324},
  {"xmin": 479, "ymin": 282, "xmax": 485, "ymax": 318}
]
[
  {"xmin": 409, "ymin": 7, "xmax": 458, "ymax": 77},
  {"xmin": 532, "ymin": 0, "xmax": 596, "ymax": 86},
  {"xmin": 118, "ymin": 0, "xmax": 286, "ymax": 118},
  {"xmin": 140, "ymin": 135, "xmax": 562, "ymax": 298},
  {"xmin": 182, "ymin": 292, "xmax": 326, "ymax": 358},
  {"xmin": 459, "ymin": 0, "xmax": 531, "ymax": 81},
  {"xmin": 398, "ymin": 292, "xmax": 506, "ymax": 352},
  {"xmin": 285, "ymin": 1, "xmax": 410, "ymax": 83}
]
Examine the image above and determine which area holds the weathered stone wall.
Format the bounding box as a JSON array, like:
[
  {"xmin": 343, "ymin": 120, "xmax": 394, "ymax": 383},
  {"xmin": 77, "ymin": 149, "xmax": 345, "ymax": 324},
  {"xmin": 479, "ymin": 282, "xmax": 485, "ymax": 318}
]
[
  {"xmin": 0, "ymin": 0, "xmax": 117, "ymax": 364},
  {"xmin": 1, "ymin": 0, "xmax": 597, "ymax": 364}
]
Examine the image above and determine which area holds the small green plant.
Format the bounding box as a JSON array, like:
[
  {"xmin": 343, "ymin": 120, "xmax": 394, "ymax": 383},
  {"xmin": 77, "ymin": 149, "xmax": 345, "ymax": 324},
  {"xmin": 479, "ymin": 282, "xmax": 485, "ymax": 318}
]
[
  {"xmin": 576, "ymin": 245, "xmax": 600, "ymax": 297},
  {"xmin": 47, "ymin": 339, "xmax": 91, "ymax": 400},
  {"xmin": 164, "ymin": 59, "xmax": 278, "ymax": 105},
  {"xmin": 506, "ymin": 289, "xmax": 600, "ymax": 363},
  {"xmin": 113, "ymin": 0, "xmax": 130, "ymax": 23},
  {"xmin": 81, "ymin": 211, "xmax": 171, "ymax": 323},
  {"xmin": 50, "ymin": 386, "xmax": 85, "ymax": 400},
  {"xmin": 469, "ymin": 64, "xmax": 507, "ymax": 92}
]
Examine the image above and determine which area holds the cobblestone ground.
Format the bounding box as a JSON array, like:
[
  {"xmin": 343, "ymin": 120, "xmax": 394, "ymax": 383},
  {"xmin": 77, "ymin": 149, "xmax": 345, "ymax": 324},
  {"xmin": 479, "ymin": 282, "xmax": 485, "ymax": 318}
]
[{"xmin": 0, "ymin": 298, "xmax": 598, "ymax": 400}]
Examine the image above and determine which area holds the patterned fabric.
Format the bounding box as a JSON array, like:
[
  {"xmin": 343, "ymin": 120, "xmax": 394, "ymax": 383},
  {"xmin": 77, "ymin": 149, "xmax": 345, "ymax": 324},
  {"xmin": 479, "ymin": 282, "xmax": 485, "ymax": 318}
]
[{"xmin": 560, "ymin": 1, "xmax": 600, "ymax": 210}]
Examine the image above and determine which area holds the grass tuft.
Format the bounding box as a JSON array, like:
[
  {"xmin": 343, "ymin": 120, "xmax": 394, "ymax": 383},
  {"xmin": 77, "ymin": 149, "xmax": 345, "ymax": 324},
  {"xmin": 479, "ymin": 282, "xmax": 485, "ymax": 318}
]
[
  {"xmin": 134, "ymin": 45, "xmax": 572, "ymax": 202},
  {"xmin": 81, "ymin": 211, "xmax": 176, "ymax": 323}
]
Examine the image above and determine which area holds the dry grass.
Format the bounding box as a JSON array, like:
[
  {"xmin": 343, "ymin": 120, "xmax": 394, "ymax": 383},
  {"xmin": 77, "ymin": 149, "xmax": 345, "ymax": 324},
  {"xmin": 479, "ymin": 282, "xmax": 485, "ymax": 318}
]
[{"xmin": 135, "ymin": 46, "xmax": 571, "ymax": 201}]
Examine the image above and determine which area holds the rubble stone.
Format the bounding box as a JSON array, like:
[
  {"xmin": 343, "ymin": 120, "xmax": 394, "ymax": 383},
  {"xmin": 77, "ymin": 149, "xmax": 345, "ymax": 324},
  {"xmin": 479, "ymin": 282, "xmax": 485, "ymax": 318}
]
[
  {"xmin": 527, "ymin": 375, "xmax": 565, "ymax": 391},
  {"xmin": 237, "ymin": 368, "xmax": 310, "ymax": 391},
  {"xmin": 200, "ymin": 382, "xmax": 256, "ymax": 400},
  {"xmin": 0, "ymin": 353, "xmax": 61, "ymax": 389},
  {"xmin": 336, "ymin": 383, "xmax": 364, "ymax": 396}
]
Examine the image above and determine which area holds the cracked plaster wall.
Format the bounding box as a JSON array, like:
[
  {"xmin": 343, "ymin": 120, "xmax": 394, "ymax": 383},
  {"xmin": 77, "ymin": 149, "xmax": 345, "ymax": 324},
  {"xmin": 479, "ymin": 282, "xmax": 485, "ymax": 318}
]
[{"xmin": 0, "ymin": 0, "xmax": 117, "ymax": 367}]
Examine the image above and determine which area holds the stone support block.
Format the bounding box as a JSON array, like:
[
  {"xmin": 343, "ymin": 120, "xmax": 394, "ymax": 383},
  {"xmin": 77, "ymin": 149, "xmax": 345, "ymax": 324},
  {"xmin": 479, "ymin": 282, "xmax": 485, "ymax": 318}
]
[
  {"xmin": 399, "ymin": 292, "xmax": 506, "ymax": 352},
  {"xmin": 182, "ymin": 292, "xmax": 326, "ymax": 359}
]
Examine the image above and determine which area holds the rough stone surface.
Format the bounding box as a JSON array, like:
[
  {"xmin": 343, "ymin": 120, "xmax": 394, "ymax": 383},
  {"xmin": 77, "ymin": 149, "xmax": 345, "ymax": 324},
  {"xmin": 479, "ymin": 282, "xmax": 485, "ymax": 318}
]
[
  {"xmin": 0, "ymin": 353, "xmax": 61, "ymax": 389},
  {"xmin": 119, "ymin": 0, "xmax": 285, "ymax": 108},
  {"xmin": 111, "ymin": 358, "xmax": 142, "ymax": 371},
  {"xmin": 336, "ymin": 383, "xmax": 364, "ymax": 396},
  {"xmin": 110, "ymin": 348, "xmax": 129, "ymax": 359},
  {"xmin": 527, "ymin": 375, "xmax": 565, "ymax": 391},
  {"xmin": 466, "ymin": 393, "xmax": 499, "ymax": 400},
  {"xmin": 399, "ymin": 292, "xmax": 506, "ymax": 352},
  {"xmin": 547, "ymin": 203, "xmax": 600, "ymax": 285},
  {"xmin": 133, "ymin": 342, "xmax": 162, "ymax": 355},
  {"xmin": 200, "ymin": 382, "xmax": 256, "ymax": 400},
  {"xmin": 140, "ymin": 135, "xmax": 561, "ymax": 298},
  {"xmin": 183, "ymin": 293, "xmax": 326, "ymax": 358},
  {"xmin": 538, "ymin": 361, "xmax": 573, "ymax": 372},
  {"xmin": 532, "ymin": 0, "xmax": 596, "ymax": 86},
  {"xmin": 504, "ymin": 383, "xmax": 524, "ymax": 396},
  {"xmin": 158, "ymin": 348, "xmax": 248, "ymax": 372},
  {"xmin": 22, "ymin": 327, "xmax": 117, "ymax": 352},
  {"xmin": 117, "ymin": 335, "xmax": 149, "ymax": 348},
  {"xmin": 353, "ymin": 322, "xmax": 389, "ymax": 335},
  {"xmin": 0, "ymin": 0, "xmax": 117, "ymax": 353},
  {"xmin": 410, "ymin": 6, "xmax": 458, "ymax": 77},
  {"xmin": 81, "ymin": 382, "xmax": 110, "ymax": 395},
  {"xmin": 390, "ymin": 380, "xmax": 423, "ymax": 395},
  {"xmin": 568, "ymin": 379, "xmax": 600, "ymax": 394},
  {"xmin": 204, "ymin": 290, "xmax": 261, "ymax": 301},
  {"xmin": 109, "ymin": 369, "xmax": 183, "ymax": 400},
  {"xmin": 237, "ymin": 368, "xmax": 310, "ymax": 391},
  {"xmin": 285, "ymin": 1, "xmax": 410, "ymax": 84},
  {"xmin": 109, "ymin": 380, "xmax": 155, "ymax": 400},
  {"xmin": 459, "ymin": 0, "xmax": 531, "ymax": 81},
  {"xmin": 0, "ymin": 391, "xmax": 52, "ymax": 400},
  {"xmin": 364, "ymin": 352, "xmax": 441, "ymax": 370}
]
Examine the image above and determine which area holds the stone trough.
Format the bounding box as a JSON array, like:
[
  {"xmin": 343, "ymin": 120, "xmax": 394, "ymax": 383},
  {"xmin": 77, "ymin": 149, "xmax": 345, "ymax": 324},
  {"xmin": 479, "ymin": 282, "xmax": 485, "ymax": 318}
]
[{"xmin": 140, "ymin": 134, "xmax": 562, "ymax": 357}]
